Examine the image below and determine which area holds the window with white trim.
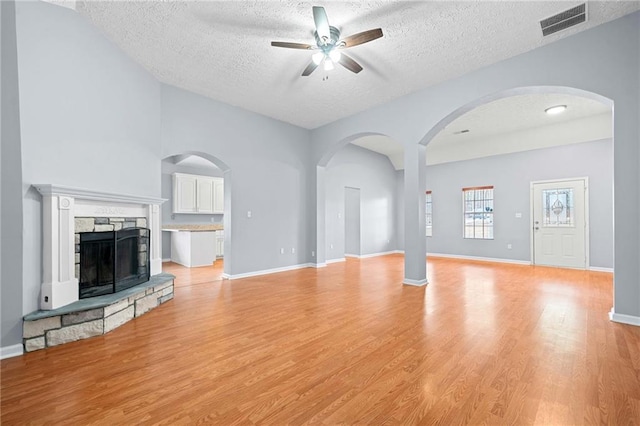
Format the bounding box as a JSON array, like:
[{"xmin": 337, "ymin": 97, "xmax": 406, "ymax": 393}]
[
  {"xmin": 426, "ymin": 191, "xmax": 433, "ymax": 237},
  {"xmin": 463, "ymin": 186, "xmax": 494, "ymax": 239}
]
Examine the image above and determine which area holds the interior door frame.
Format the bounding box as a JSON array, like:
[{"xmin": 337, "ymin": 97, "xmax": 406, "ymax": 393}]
[{"xmin": 529, "ymin": 177, "xmax": 590, "ymax": 269}]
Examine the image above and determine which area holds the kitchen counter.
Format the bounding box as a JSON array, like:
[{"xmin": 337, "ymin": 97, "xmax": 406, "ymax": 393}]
[
  {"xmin": 162, "ymin": 225, "xmax": 224, "ymax": 267},
  {"xmin": 162, "ymin": 224, "xmax": 223, "ymax": 232}
]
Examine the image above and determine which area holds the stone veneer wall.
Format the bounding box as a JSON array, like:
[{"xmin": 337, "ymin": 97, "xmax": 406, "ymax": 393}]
[
  {"xmin": 74, "ymin": 217, "xmax": 148, "ymax": 279},
  {"xmin": 23, "ymin": 278, "xmax": 173, "ymax": 352}
]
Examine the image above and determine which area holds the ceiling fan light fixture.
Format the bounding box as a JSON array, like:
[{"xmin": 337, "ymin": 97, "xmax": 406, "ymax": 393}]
[
  {"xmin": 312, "ymin": 52, "xmax": 324, "ymax": 65},
  {"xmin": 545, "ymin": 105, "xmax": 567, "ymax": 115},
  {"xmin": 324, "ymin": 59, "xmax": 334, "ymax": 71},
  {"xmin": 329, "ymin": 50, "xmax": 341, "ymax": 62}
]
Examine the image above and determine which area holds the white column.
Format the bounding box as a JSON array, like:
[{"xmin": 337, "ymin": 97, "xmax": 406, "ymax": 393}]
[
  {"xmin": 403, "ymin": 143, "xmax": 428, "ymax": 286},
  {"xmin": 148, "ymin": 204, "xmax": 162, "ymax": 275},
  {"xmin": 40, "ymin": 195, "xmax": 79, "ymax": 309}
]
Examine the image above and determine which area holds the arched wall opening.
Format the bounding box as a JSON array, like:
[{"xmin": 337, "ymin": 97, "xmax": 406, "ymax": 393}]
[
  {"xmin": 414, "ymin": 84, "xmax": 614, "ymax": 284},
  {"xmin": 313, "ymin": 85, "xmax": 615, "ymax": 292},
  {"xmin": 160, "ymin": 151, "xmax": 232, "ymax": 277},
  {"xmin": 315, "ymin": 132, "xmax": 403, "ymax": 266}
]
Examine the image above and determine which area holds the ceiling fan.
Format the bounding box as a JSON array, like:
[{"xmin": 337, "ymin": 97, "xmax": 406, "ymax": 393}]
[{"xmin": 271, "ymin": 6, "xmax": 383, "ymax": 76}]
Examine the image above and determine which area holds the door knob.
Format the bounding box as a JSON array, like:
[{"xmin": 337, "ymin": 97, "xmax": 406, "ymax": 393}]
[{"xmin": 534, "ymin": 227, "xmax": 539, "ymax": 230}]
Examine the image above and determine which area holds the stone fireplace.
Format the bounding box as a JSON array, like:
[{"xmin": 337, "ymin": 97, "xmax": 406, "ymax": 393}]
[{"xmin": 33, "ymin": 184, "xmax": 165, "ymax": 310}]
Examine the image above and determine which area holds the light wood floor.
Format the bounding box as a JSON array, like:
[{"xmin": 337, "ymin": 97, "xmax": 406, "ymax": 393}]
[{"xmin": 2, "ymin": 255, "xmax": 639, "ymax": 424}]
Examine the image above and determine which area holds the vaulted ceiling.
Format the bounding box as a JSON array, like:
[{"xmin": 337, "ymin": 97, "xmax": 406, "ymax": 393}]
[{"xmin": 71, "ymin": 1, "xmax": 639, "ymax": 129}]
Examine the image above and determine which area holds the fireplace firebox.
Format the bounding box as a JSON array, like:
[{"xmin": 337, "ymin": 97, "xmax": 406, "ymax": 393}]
[{"xmin": 79, "ymin": 228, "xmax": 150, "ymax": 298}]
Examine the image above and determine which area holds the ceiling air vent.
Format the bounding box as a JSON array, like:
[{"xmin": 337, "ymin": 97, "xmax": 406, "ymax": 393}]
[{"xmin": 540, "ymin": 3, "xmax": 586, "ymax": 36}]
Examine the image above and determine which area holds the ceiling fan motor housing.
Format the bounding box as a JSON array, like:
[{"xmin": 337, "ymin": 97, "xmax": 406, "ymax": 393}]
[{"xmin": 315, "ymin": 26, "xmax": 341, "ymax": 51}]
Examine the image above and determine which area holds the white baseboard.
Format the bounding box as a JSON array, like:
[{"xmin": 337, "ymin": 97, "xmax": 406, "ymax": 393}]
[
  {"xmin": 427, "ymin": 252, "xmax": 531, "ymax": 266},
  {"xmin": 393, "ymin": 250, "xmax": 405, "ymax": 254},
  {"xmin": 609, "ymin": 309, "xmax": 640, "ymax": 326},
  {"xmin": 403, "ymin": 278, "xmax": 428, "ymax": 286},
  {"xmin": 344, "ymin": 251, "xmax": 400, "ymax": 259},
  {"xmin": 589, "ymin": 266, "xmax": 614, "ymax": 273},
  {"xmin": 225, "ymin": 263, "xmax": 314, "ymax": 280},
  {"xmin": 360, "ymin": 251, "xmax": 398, "ymax": 259},
  {"xmin": 162, "ymin": 258, "xmax": 171, "ymax": 263},
  {"xmin": 1, "ymin": 344, "xmax": 24, "ymax": 359},
  {"xmin": 327, "ymin": 258, "xmax": 346, "ymax": 264},
  {"xmin": 310, "ymin": 262, "xmax": 327, "ymax": 268}
]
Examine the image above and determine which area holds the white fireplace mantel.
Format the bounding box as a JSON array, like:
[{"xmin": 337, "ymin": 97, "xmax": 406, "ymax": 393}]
[{"xmin": 33, "ymin": 184, "xmax": 166, "ymax": 310}]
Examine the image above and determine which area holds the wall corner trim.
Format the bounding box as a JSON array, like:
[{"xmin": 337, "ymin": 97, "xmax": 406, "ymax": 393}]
[
  {"xmin": 1, "ymin": 344, "xmax": 24, "ymax": 359},
  {"xmin": 609, "ymin": 309, "xmax": 640, "ymax": 327}
]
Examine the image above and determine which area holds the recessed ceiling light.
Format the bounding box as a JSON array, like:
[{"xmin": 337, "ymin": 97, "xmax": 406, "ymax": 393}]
[{"xmin": 545, "ymin": 105, "xmax": 567, "ymax": 115}]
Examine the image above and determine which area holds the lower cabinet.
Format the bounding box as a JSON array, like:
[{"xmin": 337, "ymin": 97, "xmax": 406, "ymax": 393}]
[
  {"xmin": 169, "ymin": 231, "xmax": 216, "ymax": 267},
  {"xmin": 216, "ymin": 231, "xmax": 224, "ymax": 258}
]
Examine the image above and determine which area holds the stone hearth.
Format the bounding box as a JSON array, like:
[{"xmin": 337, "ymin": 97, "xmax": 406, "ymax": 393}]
[{"xmin": 23, "ymin": 273, "xmax": 174, "ymax": 352}]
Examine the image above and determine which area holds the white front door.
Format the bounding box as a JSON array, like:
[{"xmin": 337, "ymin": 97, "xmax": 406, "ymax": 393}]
[{"xmin": 532, "ymin": 179, "xmax": 587, "ymax": 269}]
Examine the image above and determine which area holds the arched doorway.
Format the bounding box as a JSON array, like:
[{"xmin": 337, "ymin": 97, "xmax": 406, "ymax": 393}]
[
  {"xmin": 160, "ymin": 152, "xmax": 232, "ymax": 278},
  {"xmin": 413, "ymin": 85, "xmax": 613, "ymax": 284},
  {"xmin": 315, "ymin": 132, "xmax": 403, "ymax": 267}
]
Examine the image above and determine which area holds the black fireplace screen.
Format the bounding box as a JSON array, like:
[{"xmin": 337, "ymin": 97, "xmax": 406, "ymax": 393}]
[{"xmin": 79, "ymin": 228, "xmax": 150, "ymax": 298}]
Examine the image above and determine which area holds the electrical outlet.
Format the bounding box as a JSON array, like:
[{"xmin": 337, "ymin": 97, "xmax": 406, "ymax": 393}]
[
  {"xmin": 291, "ymin": 248, "xmax": 295, "ymax": 254},
  {"xmin": 210, "ymin": 217, "xmax": 215, "ymax": 222},
  {"xmin": 312, "ymin": 251, "xmax": 315, "ymax": 257},
  {"xmin": 280, "ymin": 248, "xmax": 284, "ymax": 254},
  {"xmin": 515, "ymin": 212, "xmax": 522, "ymax": 218},
  {"xmin": 330, "ymin": 244, "xmax": 334, "ymax": 249},
  {"xmin": 247, "ymin": 211, "xmax": 252, "ymax": 218},
  {"xmin": 507, "ymin": 244, "xmax": 512, "ymax": 249},
  {"xmin": 338, "ymin": 212, "xmax": 342, "ymax": 219}
]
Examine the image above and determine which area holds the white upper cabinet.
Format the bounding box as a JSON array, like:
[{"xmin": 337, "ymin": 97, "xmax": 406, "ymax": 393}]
[
  {"xmin": 213, "ymin": 178, "xmax": 224, "ymax": 214},
  {"xmin": 173, "ymin": 173, "xmax": 224, "ymax": 214},
  {"xmin": 173, "ymin": 174, "xmax": 198, "ymax": 213},
  {"xmin": 197, "ymin": 178, "xmax": 215, "ymax": 214}
]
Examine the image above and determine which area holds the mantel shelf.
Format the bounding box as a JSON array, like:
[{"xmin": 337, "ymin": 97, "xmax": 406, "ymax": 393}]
[{"xmin": 33, "ymin": 184, "xmax": 166, "ymax": 205}]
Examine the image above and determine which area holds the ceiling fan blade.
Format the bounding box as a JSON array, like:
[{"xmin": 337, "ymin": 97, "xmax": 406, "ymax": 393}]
[
  {"xmin": 338, "ymin": 53, "xmax": 363, "ymax": 74},
  {"xmin": 271, "ymin": 41, "xmax": 314, "ymax": 50},
  {"xmin": 301, "ymin": 61, "xmax": 319, "ymax": 77},
  {"xmin": 341, "ymin": 28, "xmax": 383, "ymax": 48},
  {"xmin": 312, "ymin": 6, "xmax": 330, "ymax": 41}
]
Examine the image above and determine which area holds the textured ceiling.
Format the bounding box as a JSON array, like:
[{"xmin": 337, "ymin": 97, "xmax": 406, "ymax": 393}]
[
  {"xmin": 351, "ymin": 93, "xmax": 612, "ymax": 169},
  {"xmin": 73, "ymin": 1, "xmax": 640, "ymax": 129}
]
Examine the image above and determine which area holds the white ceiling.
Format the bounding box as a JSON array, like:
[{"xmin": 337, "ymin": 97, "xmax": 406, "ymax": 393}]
[
  {"xmin": 71, "ymin": 1, "xmax": 639, "ymax": 129},
  {"xmin": 351, "ymin": 93, "xmax": 612, "ymax": 169}
]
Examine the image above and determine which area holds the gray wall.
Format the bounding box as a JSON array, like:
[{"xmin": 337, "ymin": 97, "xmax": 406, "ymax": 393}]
[
  {"xmin": 161, "ymin": 84, "xmax": 311, "ymax": 274},
  {"xmin": 161, "ymin": 159, "xmax": 224, "ymax": 260},
  {"xmin": 325, "ymin": 144, "xmax": 397, "ymax": 260},
  {"xmin": 15, "ymin": 1, "xmax": 162, "ymax": 341},
  {"xmin": 418, "ymin": 139, "xmax": 613, "ymax": 268},
  {"xmin": 1, "ymin": 0, "xmax": 25, "ymax": 350},
  {"xmin": 395, "ymin": 170, "xmax": 405, "ymax": 252},
  {"xmin": 344, "ymin": 187, "xmax": 361, "ymax": 256}
]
